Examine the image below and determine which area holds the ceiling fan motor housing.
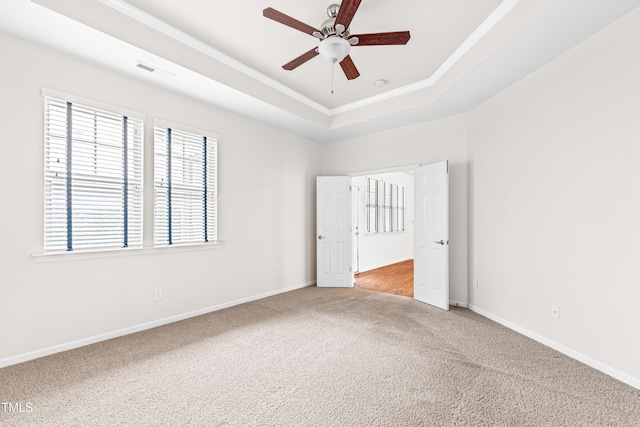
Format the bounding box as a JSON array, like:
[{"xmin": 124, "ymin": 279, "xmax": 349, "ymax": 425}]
[
  {"xmin": 317, "ymin": 4, "xmax": 355, "ymax": 64},
  {"xmin": 320, "ymin": 4, "xmax": 351, "ymax": 39}
]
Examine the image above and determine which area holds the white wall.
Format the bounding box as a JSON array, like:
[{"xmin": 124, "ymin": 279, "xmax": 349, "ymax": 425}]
[
  {"xmin": 352, "ymin": 172, "xmax": 414, "ymax": 273},
  {"xmin": 0, "ymin": 33, "xmax": 321, "ymax": 363},
  {"xmin": 321, "ymin": 116, "xmax": 469, "ymax": 305},
  {"xmin": 468, "ymin": 9, "xmax": 640, "ymax": 384}
]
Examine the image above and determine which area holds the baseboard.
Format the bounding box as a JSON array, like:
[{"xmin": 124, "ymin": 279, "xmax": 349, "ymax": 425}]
[
  {"xmin": 356, "ymin": 259, "xmax": 413, "ymax": 274},
  {"xmin": 0, "ymin": 281, "xmax": 316, "ymax": 369},
  {"xmin": 468, "ymin": 304, "xmax": 640, "ymax": 391},
  {"xmin": 449, "ymin": 300, "xmax": 468, "ymax": 308}
]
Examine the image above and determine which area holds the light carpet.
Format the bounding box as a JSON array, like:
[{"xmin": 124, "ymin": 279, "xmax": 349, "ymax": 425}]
[{"xmin": 1, "ymin": 286, "xmax": 639, "ymax": 426}]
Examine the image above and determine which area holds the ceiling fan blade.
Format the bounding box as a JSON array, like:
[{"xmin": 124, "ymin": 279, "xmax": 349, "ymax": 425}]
[
  {"xmin": 263, "ymin": 7, "xmax": 318, "ymax": 36},
  {"xmin": 351, "ymin": 31, "xmax": 411, "ymax": 46},
  {"xmin": 283, "ymin": 48, "xmax": 319, "ymax": 70},
  {"xmin": 335, "ymin": 0, "xmax": 362, "ymax": 30},
  {"xmin": 340, "ymin": 55, "xmax": 360, "ymax": 80}
]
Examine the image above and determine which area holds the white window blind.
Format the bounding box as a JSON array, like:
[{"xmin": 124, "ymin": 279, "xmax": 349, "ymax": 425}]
[
  {"xmin": 397, "ymin": 186, "xmax": 406, "ymax": 232},
  {"xmin": 365, "ymin": 177, "xmax": 405, "ymax": 234},
  {"xmin": 366, "ymin": 178, "xmax": 378, "ymax": 233},
  {"xmin": 154, "ymin": 124, "xmax": 218, "ymax": 245},
  {"xmin": 382, "ymin": 182, "xmax": 393, "ymax": 232},
  {"xmin": 44, "ymin": 97, "xmax": 144, "ymax": 252}
]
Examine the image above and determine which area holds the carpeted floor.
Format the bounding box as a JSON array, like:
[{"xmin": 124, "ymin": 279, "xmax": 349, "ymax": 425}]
[{"xmin": 1, "ymin": 286, "xmax": 639, "ymax": 426}]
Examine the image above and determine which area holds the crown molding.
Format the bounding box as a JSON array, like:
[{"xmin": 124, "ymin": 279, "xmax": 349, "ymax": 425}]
[{"xmin": 97, "ymin": 0, "xmax": 332, "ymax": 115}]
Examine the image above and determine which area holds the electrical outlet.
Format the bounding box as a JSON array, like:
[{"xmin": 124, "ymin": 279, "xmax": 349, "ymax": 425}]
[
  {"xmin": 551, "ymin": 305, "xmax": 559, "ymax": 319},
  {"xmin": 473, "ymin": 279, "xmax": 478, "ymax": 291},
  {"xmin": 153, "ymin": 288, "xmax": 163, "ymax": 301}
]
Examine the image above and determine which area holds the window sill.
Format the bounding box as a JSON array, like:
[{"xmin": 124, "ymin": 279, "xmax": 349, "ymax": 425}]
[{"xmin": 32, "ymin": 241, "xmax": 225, "ymax": 263}]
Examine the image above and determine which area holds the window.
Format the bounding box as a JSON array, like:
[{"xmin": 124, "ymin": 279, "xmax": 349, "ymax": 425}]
[
  {"xmin": 381, "ymin": 182, "xmax": 393, "ymax": 232},
  {"xmin": 154, "ymin": 123, "xmax": 218, "ymax": 245},
  {"xmin": 44, "ymin": 96, "xmax": 144, "ymax": 252},
  {"xmin": 397, "ymin": 186, "xmax": 406, "ymax": 232},
  {"xmin": 365, "ymin": 177, "xmax": 405, "ymax": 234},
  {"xmin": 366, "ymin": 178, "xmax": 378, "ymax": 232}
]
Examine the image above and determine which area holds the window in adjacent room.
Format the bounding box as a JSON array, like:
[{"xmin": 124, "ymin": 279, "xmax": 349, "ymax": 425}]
[
  {"xmin": 381, "ymin": 182, "xmax": 393, "ymax": 232},
  {"xmin": 397, "ymin": 186, "xmax": 406, "ymax": 232},
  {"xmin": 43, "ymin": 95, "xmax": 144, "ymax": 252},
  {"xmin": 365, "ymin": 177, "xmax": 406, "ymax": 234},
  {"xmin": 154, "ymin": 122, "xmax": 218, "ymax": 245},
  {"xmin": 366, "ymin": 178, "xmax": 378, "ymax": 233}
]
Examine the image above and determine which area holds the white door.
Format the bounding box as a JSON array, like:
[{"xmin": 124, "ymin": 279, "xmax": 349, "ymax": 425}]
[
  {"xmin": 317, "ymin": 176, "xmax": 353, "ymax": 287},
  {"xmin": 414, "ymin": 161, "xmax": 449, "ymax": 310}
]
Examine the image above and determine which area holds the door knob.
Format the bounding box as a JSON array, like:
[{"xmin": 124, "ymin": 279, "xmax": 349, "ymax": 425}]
[
  {"xmin": 434, "ymin": 240, "xmax": 445, "ymax": 245},
  {"xmin": 318, "ymin": 235, "xmax": 325, "ymax": 240}
]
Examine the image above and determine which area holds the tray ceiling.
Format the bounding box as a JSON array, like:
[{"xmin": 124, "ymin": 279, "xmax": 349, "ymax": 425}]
[{"xmin": 1, "ymin": 0, "xmax": 639, "ymax": 141}]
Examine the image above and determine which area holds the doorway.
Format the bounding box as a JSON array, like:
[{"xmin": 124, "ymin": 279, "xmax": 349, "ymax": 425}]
[
  {"xmin": 350, "ymin": 169, "xmax": 415, "ymax": 298},
  {"xmin": 316, "ymin": 161, "xmax": 449, "ymax": 310}
]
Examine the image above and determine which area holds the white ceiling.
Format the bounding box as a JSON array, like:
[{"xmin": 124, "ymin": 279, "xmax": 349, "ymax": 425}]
[
  {"xmin": 122, "ymin": 0, "xmax": 503, "ymax": 108},
  {"xmin": 1, "ymin": 0, "xmax": 639, "ymax": 142}
]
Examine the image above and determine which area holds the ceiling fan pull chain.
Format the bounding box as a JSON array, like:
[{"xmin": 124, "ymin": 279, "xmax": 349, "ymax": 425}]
[{"xmin": 331, "ymin": 61, "xmax": 335, "ymax": 95}]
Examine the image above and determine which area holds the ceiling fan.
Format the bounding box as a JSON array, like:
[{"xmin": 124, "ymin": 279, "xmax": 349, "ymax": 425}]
[{"xmin": 263, "ymin": 0, "xmax": 411, "ymax": 81}]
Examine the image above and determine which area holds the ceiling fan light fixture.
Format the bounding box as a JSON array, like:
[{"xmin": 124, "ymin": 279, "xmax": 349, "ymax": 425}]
[{"xmin": 318, "ymin": 36, "xmax": 351, "ymax": 64}]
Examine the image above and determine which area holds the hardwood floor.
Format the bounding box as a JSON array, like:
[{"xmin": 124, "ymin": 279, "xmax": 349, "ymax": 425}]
[{"xmin": 354, "ymin": 259, "xmax": 414, "ymax": 298}]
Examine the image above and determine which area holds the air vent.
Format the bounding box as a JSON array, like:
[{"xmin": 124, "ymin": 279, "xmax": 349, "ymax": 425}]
[
  {"xmin": 136, "ymin": 62, "xmax": 155, "ymax": 72},
  {"xmin": 136, "ymin": 61, "xmax": 175, "ymax": 78}
]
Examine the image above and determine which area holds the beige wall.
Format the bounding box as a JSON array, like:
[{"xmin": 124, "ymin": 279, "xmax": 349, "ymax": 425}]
[
  {"xmin": 0, "ymin": 33, "xmax": 321, "ymax": 362},
  {"xmin": 468, "ymin": 8, "xmax": 640, "ymax": 384}
]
